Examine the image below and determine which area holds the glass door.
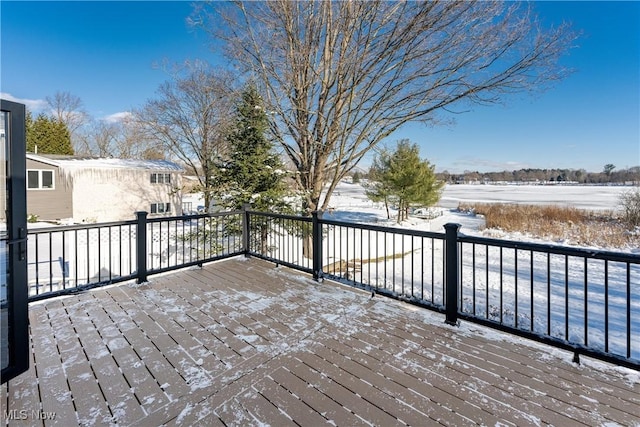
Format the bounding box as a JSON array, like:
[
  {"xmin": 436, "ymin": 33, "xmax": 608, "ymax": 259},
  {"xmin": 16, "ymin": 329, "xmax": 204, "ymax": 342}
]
[{"xmin": 1, "ymin": 99, "xmax": 28, "ymax": 383}]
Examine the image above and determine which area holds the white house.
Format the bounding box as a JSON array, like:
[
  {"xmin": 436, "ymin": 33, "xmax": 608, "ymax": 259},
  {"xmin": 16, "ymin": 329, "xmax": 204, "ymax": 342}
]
[{"xmin": 26, "ymin": 154, "xmax": 184, "ymax": 223}]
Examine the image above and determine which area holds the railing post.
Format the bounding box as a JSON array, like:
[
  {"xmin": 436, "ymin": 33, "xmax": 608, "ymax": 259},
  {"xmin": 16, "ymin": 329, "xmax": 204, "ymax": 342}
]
[
  {"xmin": 242, "ymin": 203, "xmax": 250, "ymax": 256},
  {"xmin": 312, "ymin": 211, "xmax": 323, "ymax": 281},
  {"xmin": 444, "ymin": 223, "xmax": 461, "ymax": 326},
  {"xmin": 135, "ymin": 211, "xmax": 148, "ymax": 284}
]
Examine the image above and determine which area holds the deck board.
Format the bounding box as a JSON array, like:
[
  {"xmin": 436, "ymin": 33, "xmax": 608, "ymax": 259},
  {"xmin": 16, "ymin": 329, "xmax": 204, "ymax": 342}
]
[{"xmin": 2, "ymin": 257, "xmax": 639, "ymax": 426}]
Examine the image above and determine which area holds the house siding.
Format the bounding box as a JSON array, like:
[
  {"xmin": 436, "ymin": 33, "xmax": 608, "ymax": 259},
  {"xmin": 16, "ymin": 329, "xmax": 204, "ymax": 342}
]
[
  {"xmin": 25, "ymin": 155, "xmax": 183, "ymax": 224},
  {"xmin": 26, "ymin": 158, "xmax": 73, "ymax": 221},
  {"xmin": 70, "ymin": 168, "xmax": 182, "ymax": 222}
]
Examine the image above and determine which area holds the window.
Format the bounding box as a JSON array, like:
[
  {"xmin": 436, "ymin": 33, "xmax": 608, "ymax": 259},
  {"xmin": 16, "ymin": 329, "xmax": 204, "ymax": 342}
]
[
  {"xmin": 150, "ymin": 173, "xmax": 171, "ymax": 184},
  {"xmin": 150, "ymin": 202, "xmax": 171, "ymax": 214},
  {"xmin": 27, "ymin": 170, "xmax": 54, "ymax": 190}
]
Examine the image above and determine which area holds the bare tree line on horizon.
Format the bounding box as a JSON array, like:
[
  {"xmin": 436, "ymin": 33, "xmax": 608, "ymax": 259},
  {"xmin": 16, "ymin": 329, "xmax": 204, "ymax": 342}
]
[{"xmin": 436, "ymin": 166, "xmax": 640, "ymax": 185}]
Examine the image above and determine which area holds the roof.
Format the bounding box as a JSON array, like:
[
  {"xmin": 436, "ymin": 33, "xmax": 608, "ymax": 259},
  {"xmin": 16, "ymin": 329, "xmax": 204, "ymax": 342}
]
[{"xmin": 26, "ymin": 153, "xmax": 184, "ymax": 172}]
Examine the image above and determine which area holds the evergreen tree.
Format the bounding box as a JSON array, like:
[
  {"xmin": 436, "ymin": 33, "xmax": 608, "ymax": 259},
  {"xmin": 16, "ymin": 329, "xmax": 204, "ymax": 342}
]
[
  {"xmin": 214, "ymin": 85, "xmax": 293, "ymax": 250},
  {"xmin": 215, "ymin": 85, "xmax": 290, "ymax": 211},
  {"xmin": 366, "ymin": 140, "xmax": 443, "ymax": 223},
  {"xmin": 26, "ymin": 111, "xmax": 34, "ymax": 152},
  {"xmin": 366, "ymin": 151, "xmax": 394, "ymax": 220},
  {"xmin": 26, "ymin": 111, "xmax": 74, "ymax": 155}
]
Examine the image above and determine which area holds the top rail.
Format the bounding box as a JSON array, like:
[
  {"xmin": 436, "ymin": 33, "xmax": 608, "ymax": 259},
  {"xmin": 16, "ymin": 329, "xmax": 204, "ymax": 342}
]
[
  {"xmin": 27, "ymin": 220, "xmax": 137, "ymax": 234},
  {"xmin": 320, "ymin": 217, "xmax": 446, "ymax": 240},
  {"xmin": 459, "ymin": 233, "xmax": 639, "ymax": 263}
]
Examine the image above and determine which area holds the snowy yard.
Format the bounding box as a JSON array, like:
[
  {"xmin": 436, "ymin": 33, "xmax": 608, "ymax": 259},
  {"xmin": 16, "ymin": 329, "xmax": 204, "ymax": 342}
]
[
  {"xmin": 262, "ymin": 182, "xmax": 640, "ymax": 363},
  {"xmin": 6, "ymin": 181, "xmax": 639, "ymax": 364},
  {"xmin": 438, "ymin": 183, "xmax": 630, "ymax": 211}
]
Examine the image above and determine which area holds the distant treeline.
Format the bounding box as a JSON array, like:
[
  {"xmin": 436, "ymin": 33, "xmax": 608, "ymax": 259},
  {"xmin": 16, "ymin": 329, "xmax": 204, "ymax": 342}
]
[{"xmin": 435, "ymin": 166, "xmax": 640, "ymax": 185}]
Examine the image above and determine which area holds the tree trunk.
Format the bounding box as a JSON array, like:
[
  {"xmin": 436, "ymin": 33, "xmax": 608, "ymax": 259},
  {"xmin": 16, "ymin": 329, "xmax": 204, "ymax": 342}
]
[
  {"xmin": 301, "ymin": 198, "xmax": 318, "ymax": 259},
  {"xmin": 260, "ymin": 226, "xmax": 269, "ymax": 254}
]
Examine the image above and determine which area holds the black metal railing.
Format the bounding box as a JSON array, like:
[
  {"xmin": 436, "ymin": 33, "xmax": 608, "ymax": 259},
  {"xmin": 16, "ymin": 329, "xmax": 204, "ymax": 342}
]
[
  {"xmin": 245, "ymin": 210, "xmax": 639, "ymax": 369},
  {"xmin": 24, "ymin": 211, "xmax": 243, "ymax": 302},
  {"xmin": 143, "ymin": 210, "xmax": 244, "ymax": 278},
  {"xmin": 245, "ymin": 211, "xmax": 313, "ymax": 274},
  {"xmin": 21, "ymin": 208, "xmax": 639, "ymax": 369},
  {"xmin": 456, "ymin": 235, "xmax": 639, "ymax": 368},
  {"xmin": 27, "ymin": 220, "xmax": 138, "ymax": 300}
]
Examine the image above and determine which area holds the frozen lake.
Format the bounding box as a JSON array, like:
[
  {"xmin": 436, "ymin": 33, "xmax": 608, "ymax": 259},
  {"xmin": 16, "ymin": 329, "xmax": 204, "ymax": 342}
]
[{"xmin": 438, "ymin": 184, "xmax": 631, "ymax": 211}]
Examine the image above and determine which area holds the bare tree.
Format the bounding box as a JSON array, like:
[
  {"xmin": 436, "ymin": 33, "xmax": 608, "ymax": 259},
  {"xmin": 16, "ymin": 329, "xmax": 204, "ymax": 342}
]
[
  {"xmin": 76, "ymin": 120, "xmax": 120, "ymax": 157},
  {"xmin": 75, "ymin": 115, "xmax": 160, "ymax": 159},
  {"xmin": 194, "ymin": 0, "xmax": 577, "ymax": 213},
  {"xmin": 45, "ymin": 91, "xmax": 88, "ymax": 151},
  {"xmin": 135, "ymin": 61, "xmax": 237, "ymax": 211}
]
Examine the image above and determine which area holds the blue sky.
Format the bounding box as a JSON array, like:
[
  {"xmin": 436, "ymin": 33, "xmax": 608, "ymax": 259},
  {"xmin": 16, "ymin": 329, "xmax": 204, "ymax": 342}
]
[{"xmin": 2, "ymin": 1, "xmax": 639, "ymax": 174}]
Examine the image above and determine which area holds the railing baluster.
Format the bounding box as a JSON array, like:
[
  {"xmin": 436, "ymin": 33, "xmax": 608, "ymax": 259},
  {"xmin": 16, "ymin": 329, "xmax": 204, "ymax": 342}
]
[
  {"xmin": 86, "ymin": 228, "xmax": 90, "ymax": 285},
  {"xmin": 485, "ymin": 245, "xmax": 489, "ymax": 320},
  {"xmin": 565, "ymin": 255, "xmax": 569, "ymax": 341},
  {"xmin": 108, "ymin": 226, "xmax": 112, "ymax": 282},
  {"xmin": 411, "ymin": 236, "xmax": 422, "ymax": 299},
  {"xmin": 361, "ymin": 227, "xmax": 364, "ymax": 286},
  {"xmin": 604, "ymin": 260, "xmax": 609, "ymax": 353},
  {"xmin": 62, "ymin": 230, "xmax": 66, "ymax": 290},
  {"xmin": 472, "ymin": 243, "xmax": 476, "ymax": 315},
  {"xmin": 75, "ymin": 229, "xmax": 79, "ymax": 289},
  {"xmin": 431, "ymin": 241, "xmax": 444, "ymax": 303},
  {"xmin": 627, "ymin": 262, "xmax": 631, "ymax": 360},
  {"xmin": 530, "ymin": 250, "xmax": 534, "ymax": 332},
  {"xmin": 515, "ymin": 248, "xmax": 518, "ymax": 329},
  {"xmin": 547, "ymin": 253, "xmax": 551, "ymax": 336},
  {"xmin": 584, "ymin": 257, "xmax": 588, "ymax": 346},
  {"xmin": 375, "ymin": 231, "xmax": 379, "ymax": 291},
  {"xmin": 368, "ymin": 229, "xmax": 372, "ymax": 288},
  {"xmin": 48, "ymin": 231, "xmax": 53, "ymax": 292}
]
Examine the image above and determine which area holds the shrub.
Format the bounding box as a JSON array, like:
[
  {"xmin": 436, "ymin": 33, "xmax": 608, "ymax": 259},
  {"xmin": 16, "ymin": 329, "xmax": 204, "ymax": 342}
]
[
  {"xmin": 619, "ymin": 187, "xmax": 640, "ymax": 228},
  {"xmin": 458, "ymin": 202, "xmax": 635, "ymax": 248},
  {"xmin": 27, "ymin": 213, "xmax": 39, "ymax": 223}
]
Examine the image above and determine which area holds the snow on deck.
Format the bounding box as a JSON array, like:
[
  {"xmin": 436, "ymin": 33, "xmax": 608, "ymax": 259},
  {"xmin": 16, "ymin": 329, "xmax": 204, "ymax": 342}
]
[{"xmin": 2, "ymin": 258, "xmax": 638, "ymax": 426}]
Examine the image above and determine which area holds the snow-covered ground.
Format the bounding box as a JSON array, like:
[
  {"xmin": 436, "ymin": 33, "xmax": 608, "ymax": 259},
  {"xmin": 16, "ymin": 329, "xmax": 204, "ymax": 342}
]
[
  {"xmin": 438, "ymin": 183, "xmax": 630, "ymax": 211},
  {"xmin": 272, "ymin": 181, "xmax": 639, "ymax": 362},
  {"xmin": 326, "ymin": 181, "xmax": 637, "ymax": 251}
]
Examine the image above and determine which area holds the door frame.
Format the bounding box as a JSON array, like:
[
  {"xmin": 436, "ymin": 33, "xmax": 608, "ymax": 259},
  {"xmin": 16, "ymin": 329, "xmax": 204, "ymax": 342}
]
[{"xmin": 1, "ymin": 99, "xmax": 29, "ymax": 383}]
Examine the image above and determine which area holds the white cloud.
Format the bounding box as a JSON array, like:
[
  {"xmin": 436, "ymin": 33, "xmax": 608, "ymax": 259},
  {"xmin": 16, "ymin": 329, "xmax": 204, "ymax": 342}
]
[
  {"xmin": 0, "ymin": 92, "xmax": 48, "ymax": 113},
  {"xmin": 103, "ymin": 111, "xmax": 132, "ymax": 123}
]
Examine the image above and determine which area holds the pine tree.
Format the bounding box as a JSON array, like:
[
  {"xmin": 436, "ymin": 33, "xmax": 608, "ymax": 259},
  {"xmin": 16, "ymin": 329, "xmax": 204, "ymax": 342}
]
[
  {"xmin": 366, "ymin": 140, "xmax": 443, "ymax": 223},
  {"xmin": 215, "ymin": 85, "xmax": 290, "ymax": 211},
  {"xmin": 26, "ymin": 111, "xmax": 35, "ymax": 152},
  {"xmin": 26, "ymin": 111, "xmax": 74, "ymax": 155},
  {"xmin": 214, "ymin": 84, "xmax": 293, "ymax": 251},
  {"xmin": 366, "ymin": 150, "xmax": 394, "ymax": 219}
]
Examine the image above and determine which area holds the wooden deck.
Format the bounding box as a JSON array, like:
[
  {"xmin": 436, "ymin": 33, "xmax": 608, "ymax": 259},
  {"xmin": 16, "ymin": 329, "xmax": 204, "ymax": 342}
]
[{"xmin": 2, "ymin": 257, "xmax": 639, "ymax": 426}]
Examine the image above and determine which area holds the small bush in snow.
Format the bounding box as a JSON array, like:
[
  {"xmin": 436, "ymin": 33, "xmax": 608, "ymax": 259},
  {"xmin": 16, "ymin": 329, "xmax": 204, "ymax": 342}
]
[{"xmin": 619, "ymin": 187, "xmax": 640, "ymax": 228}]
